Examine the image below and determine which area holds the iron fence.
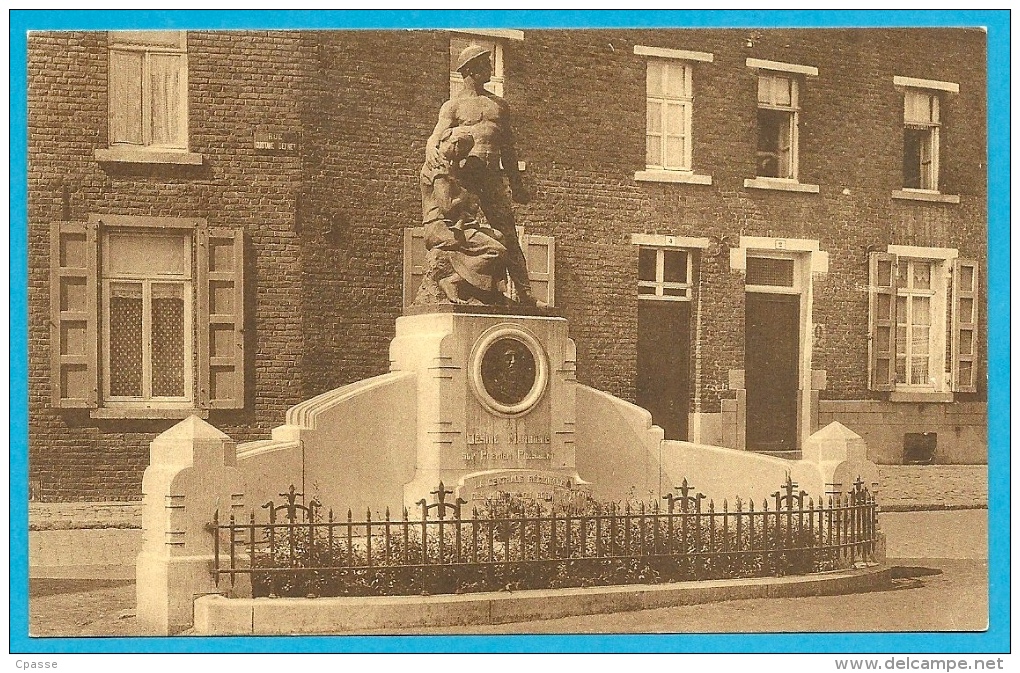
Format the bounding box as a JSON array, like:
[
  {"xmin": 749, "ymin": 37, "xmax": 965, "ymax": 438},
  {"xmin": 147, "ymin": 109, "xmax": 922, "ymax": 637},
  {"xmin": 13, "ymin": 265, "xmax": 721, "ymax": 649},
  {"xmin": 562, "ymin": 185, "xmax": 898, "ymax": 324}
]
[{"xmin": 212, "ymin": 477, "xmax": 879, "ymax": 598}]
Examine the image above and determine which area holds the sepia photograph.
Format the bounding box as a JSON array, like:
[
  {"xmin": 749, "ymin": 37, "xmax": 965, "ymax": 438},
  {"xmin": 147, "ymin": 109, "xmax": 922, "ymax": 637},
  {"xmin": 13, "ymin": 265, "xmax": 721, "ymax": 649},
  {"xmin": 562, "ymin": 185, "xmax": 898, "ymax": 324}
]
[{"xmin": 11, "ymin": 9, "xmax": 1008, "ymax": 656}]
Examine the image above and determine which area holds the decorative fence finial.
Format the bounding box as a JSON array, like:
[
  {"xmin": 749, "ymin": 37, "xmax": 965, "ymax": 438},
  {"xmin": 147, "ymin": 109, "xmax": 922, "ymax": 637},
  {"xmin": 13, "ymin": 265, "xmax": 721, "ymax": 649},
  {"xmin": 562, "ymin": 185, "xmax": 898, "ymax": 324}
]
[
  {"xmin": 262, "ymin": 484, "xmax": 321, "ymax": 524},
  {"xmin": 662, "ymin": 477, "xmax": 706, "ymax": 513},
  {"xmin": 773, "ymin": 474, "xmax": 807, "ymax": 510},
  {"xmin": 417, "ymin": 480, "xmax": 468, "ymax": 520}
]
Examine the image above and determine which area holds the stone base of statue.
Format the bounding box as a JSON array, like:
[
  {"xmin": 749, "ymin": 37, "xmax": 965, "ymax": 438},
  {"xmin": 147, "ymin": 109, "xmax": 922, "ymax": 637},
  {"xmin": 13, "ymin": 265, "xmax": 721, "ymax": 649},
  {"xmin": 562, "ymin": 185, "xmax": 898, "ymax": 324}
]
[{"xmin": 393, "ymin": 306, "xmax": 590, "ymax": 509}]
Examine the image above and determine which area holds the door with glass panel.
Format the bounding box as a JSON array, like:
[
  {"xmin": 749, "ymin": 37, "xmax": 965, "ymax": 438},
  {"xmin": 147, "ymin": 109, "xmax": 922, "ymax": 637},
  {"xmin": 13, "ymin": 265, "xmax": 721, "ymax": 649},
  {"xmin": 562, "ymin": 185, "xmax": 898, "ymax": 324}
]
[
  {"xmin": 636, "ymin": 246, "xmax": 692, "ymax": 441},
  {"xmin": 743, "ymin": 254, "xmax": 801, "ymax": 456}
]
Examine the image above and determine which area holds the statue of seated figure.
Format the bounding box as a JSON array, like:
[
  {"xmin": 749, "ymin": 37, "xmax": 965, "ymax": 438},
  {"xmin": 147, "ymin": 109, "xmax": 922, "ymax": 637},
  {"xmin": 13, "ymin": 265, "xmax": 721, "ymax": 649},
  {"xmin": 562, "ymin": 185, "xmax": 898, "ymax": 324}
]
[{"xmin": 417, "ymin": 127, "xmax": 508, "ymax": 305}]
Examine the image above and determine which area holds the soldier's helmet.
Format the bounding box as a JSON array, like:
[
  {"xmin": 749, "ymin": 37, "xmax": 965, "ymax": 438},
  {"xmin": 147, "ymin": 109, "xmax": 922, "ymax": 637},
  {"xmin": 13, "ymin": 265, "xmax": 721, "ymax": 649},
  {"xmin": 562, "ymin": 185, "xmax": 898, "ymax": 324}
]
[{"xmin": 455, "ymin": 44, "xmax": 492, "ymax": 73}]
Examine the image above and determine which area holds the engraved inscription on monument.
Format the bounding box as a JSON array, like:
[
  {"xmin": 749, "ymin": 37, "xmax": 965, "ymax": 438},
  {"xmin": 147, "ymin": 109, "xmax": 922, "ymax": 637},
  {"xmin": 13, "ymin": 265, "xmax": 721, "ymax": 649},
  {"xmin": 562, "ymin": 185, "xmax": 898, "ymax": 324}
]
[{"xmin": 458, "ymin": 469, "xmax": 591, "ymax": 504}]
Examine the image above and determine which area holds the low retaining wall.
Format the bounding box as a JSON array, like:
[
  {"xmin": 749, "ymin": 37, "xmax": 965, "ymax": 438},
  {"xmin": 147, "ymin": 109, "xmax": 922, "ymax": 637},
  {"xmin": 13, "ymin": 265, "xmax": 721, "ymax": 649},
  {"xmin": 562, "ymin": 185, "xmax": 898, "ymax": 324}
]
[{"xmin": 194, "ymin": 565, "xmax": 891, "ymax": 635}]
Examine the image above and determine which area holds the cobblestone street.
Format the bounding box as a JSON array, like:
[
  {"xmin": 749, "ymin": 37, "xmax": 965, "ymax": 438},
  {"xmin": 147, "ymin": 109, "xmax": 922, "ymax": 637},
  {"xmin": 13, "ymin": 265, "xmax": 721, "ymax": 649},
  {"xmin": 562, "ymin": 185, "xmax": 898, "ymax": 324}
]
[{"xmin": 876, "ymin": 465, "xmax": 988, "ymax": 510}]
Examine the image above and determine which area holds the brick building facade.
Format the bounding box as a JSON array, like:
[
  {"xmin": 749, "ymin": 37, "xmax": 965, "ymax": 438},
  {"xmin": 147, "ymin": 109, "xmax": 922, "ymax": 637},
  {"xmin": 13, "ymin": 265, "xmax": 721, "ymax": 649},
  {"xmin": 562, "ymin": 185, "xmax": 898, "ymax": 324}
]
[{"xmin": 27, "ymin": 28, "xmax": 987, "ymax": 501}]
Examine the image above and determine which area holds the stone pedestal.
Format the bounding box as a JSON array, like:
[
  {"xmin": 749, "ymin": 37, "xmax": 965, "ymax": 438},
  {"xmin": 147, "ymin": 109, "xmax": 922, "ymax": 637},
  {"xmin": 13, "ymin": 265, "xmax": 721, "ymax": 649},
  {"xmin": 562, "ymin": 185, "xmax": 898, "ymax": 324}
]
[
  {"xmin": 136, "ymin": 416, "xmax": 245, "ymax": 634},
  {"xmin": 391, "ymin": 308, "xmax": 589, "ymax": 509}
]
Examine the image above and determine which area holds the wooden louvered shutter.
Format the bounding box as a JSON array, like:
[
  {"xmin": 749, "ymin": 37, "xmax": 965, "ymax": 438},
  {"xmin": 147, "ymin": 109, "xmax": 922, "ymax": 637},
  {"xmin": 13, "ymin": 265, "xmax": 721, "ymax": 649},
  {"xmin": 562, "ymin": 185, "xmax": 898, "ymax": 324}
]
[
  {"xmin": 108, "ymin": 50, "xmax": 144, "ymax": 146},
  {"xmin": 50, "ymin": 221, "xmax": 98, "ymax": 408},
  {"xmin": 868, "ymin": 252, "xmax": 898, "ymax": 391},
  {"xmin": 403, "ymin": 227, "xmax": 426, "ymax": 310},
  {"xmin": 951, "ymin": 259, "xmax": 979, "ymax": 393},
  {"xmin": 198, "ymin": 227, "xmax": 246, "ymax": 409},
  {"xmin": 523, "ymin": 234, "xmax": 555, "ymax": 307}
]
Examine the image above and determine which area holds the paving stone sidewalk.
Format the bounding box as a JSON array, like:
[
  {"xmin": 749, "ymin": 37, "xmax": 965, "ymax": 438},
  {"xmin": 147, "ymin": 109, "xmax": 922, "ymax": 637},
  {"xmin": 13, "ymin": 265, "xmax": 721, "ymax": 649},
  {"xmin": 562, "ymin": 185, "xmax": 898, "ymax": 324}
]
[
  {"xmin": 27, "ymin": 465, "xmax": 988, "ymax": 531},
  {"xmin": 876, "ymin": 464, "xmax": 987, "ymax": 511}
]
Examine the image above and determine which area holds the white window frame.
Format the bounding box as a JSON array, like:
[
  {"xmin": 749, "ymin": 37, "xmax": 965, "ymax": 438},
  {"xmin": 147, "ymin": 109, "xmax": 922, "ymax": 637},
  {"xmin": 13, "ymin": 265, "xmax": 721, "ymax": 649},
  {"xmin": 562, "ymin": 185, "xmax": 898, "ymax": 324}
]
[
  {"xmin": 886, "ymin": 245, "xmax": 955, "ymax": 394},
  {"xmin": 634, "ymin": 46, "xmax": 713, "ymax": 185},
  {"xmin": 449, "ymin": 30, "xmax": 523, "ymax": 99},
  {"xmin": 744, "ymin": 59, "xmax": 819, "ymax": 193},
  {"xmin": 891, "ymin": 76, "xmax": 959, "ymax": 203},
  {"xmin": 896, "ymin": 76, "xmax": 957, "ymax": 194},
  {"xmin": 755, "ymin": 72, "xmax": 799, "ymax": 181},
  {"xmin": 107, "ymin": 31, "xmax": 188, "ymax": 150},
  {"xmin": 101, "ymin": 229, "xmax": 194, "ymax": 408},
  {"xmin": 644, "ymin": 58, "xmax": 693, "ymax": 172},
  {"xmin": 894, "ymin": 257, "xmax": 939, "ymax": 390},
  {"xmin": 903, "ymin": 89, "xmax": 940, "ymax": 191},
  {"xmin": 637, "ymin": 247, "xmax": 693, "ymax": 302}
]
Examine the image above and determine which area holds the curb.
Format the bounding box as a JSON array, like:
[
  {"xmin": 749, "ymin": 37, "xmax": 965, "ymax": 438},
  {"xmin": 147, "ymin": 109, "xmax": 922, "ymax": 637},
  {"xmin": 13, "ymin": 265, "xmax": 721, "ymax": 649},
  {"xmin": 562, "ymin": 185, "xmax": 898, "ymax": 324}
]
[
  {"xmin": 193, "ymin": 565, "xmax": 891, "ymax": 635},
  {"xmin": 880, "ymin": 504, "xmax": 987, "ymax": 513}
]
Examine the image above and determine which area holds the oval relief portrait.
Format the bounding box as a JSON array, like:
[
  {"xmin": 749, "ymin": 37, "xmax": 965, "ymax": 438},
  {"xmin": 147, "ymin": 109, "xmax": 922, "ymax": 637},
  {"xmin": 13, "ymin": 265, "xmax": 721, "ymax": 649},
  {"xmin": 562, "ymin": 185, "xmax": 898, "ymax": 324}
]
[
  {"xmin": 469, "ymin": 326, "xmax": 549, "ymax": 417},
  {"xmin": 480, "ymin": 337, "xmax": 537, "ymax": 406}
]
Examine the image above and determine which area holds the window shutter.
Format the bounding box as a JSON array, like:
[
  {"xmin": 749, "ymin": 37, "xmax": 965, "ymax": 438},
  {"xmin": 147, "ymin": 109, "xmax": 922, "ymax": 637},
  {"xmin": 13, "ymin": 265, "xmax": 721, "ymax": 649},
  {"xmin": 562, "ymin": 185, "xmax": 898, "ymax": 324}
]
[
  {"xmin": 403, "ymin": 227, "xmax": 426, "ymax": 309},
  {"xmin": 524, "ymin": 234, "xmax": 555, "ymax": 307},
  {"xmin": 149, "ymin": 52, "xmax": 187, "ymax": 149},
  {"xmin": 108, "ymin": 50, "xmax": 144, "ymax": 146},
  {"xmin": 951, "ymin": 258, "xmax": 979, "ymax": 393},
  {"xmin": 198, "ymin": 227, "xmax": 246, "ymax": 409},
  {"xmin": 50, "ymin": 221, "xmax": 98, "ymax": 408},
  {"xmin": 868, "ymin": 251, "xmax": 898, "ymax": 391}
]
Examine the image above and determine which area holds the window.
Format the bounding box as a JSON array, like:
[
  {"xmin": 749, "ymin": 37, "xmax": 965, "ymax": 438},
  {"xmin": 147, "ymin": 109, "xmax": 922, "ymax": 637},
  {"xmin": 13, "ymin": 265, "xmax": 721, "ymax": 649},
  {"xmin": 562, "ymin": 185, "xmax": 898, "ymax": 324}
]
[
  {"xmin": 892, "ymin": 76, "xmax": 959, "ymax": 203},
  {"xmin": 449, "ymin": 30, "xmax": 523, "ymax": 98},
  {"xmin": 902, "ymin": 89, "xmax": 940, "ymax": 190},
  {"xmin": 745, "ymin": 255, "xmax": 796, "ymax": 289},
  {"xmin": 894, "ymin": 258, "xmax": 936, "ymax": 386},
  {"xmin": 403, "ymin": 227, "xmax": 555, "ymax": 307},
  {"xmin": 97, "ymin": 31, "xmax": 201, "ymax": 165},
  {"xmin": 868, "ymin": 247, "xmax": 979, "ymax": 397},
  {"xmin": 756, "ymin": 73, "xmax": 798, "ymax": 179},
  {"xmin": 103, "ymin": 231, "xmax": 193, "ymax": 404},
  {"xmin": 638, "ymin": 247, "xmax": 691, "ymax": 301},
  {"xmin": 634, "ymin": 46, "xmax": 713, "ymax": 185},
  {"xmin": 50, "ymin": 216, "xmax": 246, "ymax": 415},
  {"xmin": 744, "ymin": 59, "xmax": 818, "ymax": 193},
  {"xmin": 645, "ymin": 59, "xmax": 692, "ymax": 172}
]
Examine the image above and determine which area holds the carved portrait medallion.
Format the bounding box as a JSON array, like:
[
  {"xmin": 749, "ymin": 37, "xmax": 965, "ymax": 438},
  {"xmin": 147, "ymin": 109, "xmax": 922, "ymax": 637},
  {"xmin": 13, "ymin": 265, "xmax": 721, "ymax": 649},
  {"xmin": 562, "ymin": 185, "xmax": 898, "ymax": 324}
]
[{"xmin": 469, "ymin": 325, "xmax": 549, "ymax": 417}]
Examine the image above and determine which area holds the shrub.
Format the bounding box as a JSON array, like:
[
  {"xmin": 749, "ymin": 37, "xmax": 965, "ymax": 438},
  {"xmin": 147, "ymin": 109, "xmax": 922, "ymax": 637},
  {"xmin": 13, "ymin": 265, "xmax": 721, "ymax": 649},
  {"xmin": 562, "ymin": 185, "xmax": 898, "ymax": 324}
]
[{"xmin": 245, "ymin": 492, "xmax": 873, "ymax": 598}]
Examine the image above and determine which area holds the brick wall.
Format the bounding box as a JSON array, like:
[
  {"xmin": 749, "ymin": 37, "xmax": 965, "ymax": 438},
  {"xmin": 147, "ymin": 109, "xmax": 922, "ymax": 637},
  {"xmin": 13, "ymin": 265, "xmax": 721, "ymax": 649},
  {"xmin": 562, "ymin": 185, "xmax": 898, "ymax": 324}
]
[
  {"xmin": 504, "ymin": 29, "xmax": 986, "ymax": 408},
  {"xmin": 27, "ymin": 28, "xmax": 988, "ymax": 500},
  {"xmin": 297, "ymin": 31, "xmax": 449, "ymax": 395},
  {"xmin": 28, "ymin": 31, "xmax": 312, "ymax": 500},
  {"xmin": 818, "ymin": 400, "xmax": 987, "ymax": 464}
]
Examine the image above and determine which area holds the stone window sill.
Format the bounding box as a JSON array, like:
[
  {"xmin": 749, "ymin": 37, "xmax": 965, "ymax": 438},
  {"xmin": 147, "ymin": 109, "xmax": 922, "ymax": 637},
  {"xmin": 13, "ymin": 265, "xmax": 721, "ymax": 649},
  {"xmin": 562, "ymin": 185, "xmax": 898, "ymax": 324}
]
[
  {"xmin": 635, "ymin": 170, "xmax": 712, "ymax": 185},
  {"xmin": 91, "ymin": 407, "xmax": 209, "ymax": 420},
  {"xmin": 95, "ymin": 147, "xmax": 205, "ymax": 166},
  {"xmin": 891, "ymin": 189, "xmax": 960, "ymax": 204},
  {"xmin": 888, "ymin": 391, "xmax": 954, "ymax": 403},
  {"xmin": 744, "ymin": 177, "xmax": 820, "ymax": 193}
]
